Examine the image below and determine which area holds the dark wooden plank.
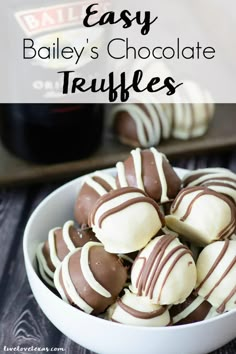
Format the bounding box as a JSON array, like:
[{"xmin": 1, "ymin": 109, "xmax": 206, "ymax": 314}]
[
  {"xmin": 210, "ymin": 339, "xmax": 236, "ymax": 354},
  {"xmin": 0, "ymin": 104, "xmax": 235, "ymax": 187},
  {"xmin": 0, "ymin": 187, "xmax": 28, "ymax": 282},
  {"xmin": 0, "ymin": 185, "xmax": 64, "ymax": 352},
  {"xmin": 59, "ymin": 336, "xmax": 95, "ymax": 354}
]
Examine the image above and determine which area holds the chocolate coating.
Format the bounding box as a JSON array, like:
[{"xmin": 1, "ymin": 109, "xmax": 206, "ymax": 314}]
[
  {"xmin": 170, "ymin": 293, "xmax": 213, "ymax": 325},
  {"xmin": 112, "ymin": 104, "xmax": 172, "ymax": 148},
  {"xmin": 114, "ymin": 110, "xmax": 141, "ymax": 147},
  {"xmin": 56, "ymin": 243, "xmax": 128, "ymax": 315},
  {"xmin": 116, "ymin": 148, "xmax": 181, "ymax": 203},
  {"xmin": 166, "ymin": 186, "xmax": 236, "ymax": 246},
  {"xmin": 37, "ymin": 221, "xmax": 98, "ymax": 288},
  {"xmin": 74, "ymin": 173, "xmax": 116, "ymax": 225},
  {"xmin": 182, "ymin": 168, "xmax": 236, "ymax": 204}
]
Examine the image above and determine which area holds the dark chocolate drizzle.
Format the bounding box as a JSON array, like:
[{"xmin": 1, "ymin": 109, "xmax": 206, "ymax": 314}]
[
  {"xmin": 134, "ymin": 235, "xmax": 192, "ymax": 301},
  {"xmin": 196, "ymin": 240, "xmax": 236, "ymax": 313},
  {"xmin": 196, "ymin": 240, "xmax": 229, "ymax": 293},
  {"xmin": 217, "ymin": 285, "xmax": 236, "ymax": 313},
  {"xmin": 171, "ymin": 187, "xmax": 236, "ymax": 239},
  {"xmin": 90, "ymin": 187, "xmax": 164, "ymax": 228},
  {"xmin": 90, "ymin": 187, "xmax": 147, "ymax": 225},
  {"xmin": 98, "ymin": 196, "xmax": 163, "ymax": 228},
  {"xmin": 117, "ymin": 298, "xmax": 167, "ymax": 319}
]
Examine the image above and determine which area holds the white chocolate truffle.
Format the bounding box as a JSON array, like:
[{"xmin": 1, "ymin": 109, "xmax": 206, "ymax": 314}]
[
  {"xmin": 107, "ymin": 289, "xmax": 170, "ymax": 327},
  {"xmin": 196, "ymin": 240, "xmax": 236, "ymax": 313},
  {"xmin": 89, "ymin": 187, "xmax": 164, "ymax": 254},
  {"xmin": 130, "ymin": 235, "xmax": 197, "ymax": 305},
  {"xmin": 168, "ymin": 81, "xmax": 215, "ymax": 140},
  {"xmin": 182, "ymin": 167, "xmax": 236, "ymax": 204},
  {"xmin": 165, "ymin": 187, "xmax": 236, "ymax": 246},
  {"xmin": 112, "ymin": 103, "xmax": 172, "ymax": 148}
]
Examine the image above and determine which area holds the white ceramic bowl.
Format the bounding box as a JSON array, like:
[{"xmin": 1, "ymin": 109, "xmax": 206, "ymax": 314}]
[{"xmin": 23, "ymin": 168, "xmax": 236, "ymax": 354}]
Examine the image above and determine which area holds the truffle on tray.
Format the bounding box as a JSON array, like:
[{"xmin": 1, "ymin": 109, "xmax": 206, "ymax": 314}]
[{"xmin": 111, "ymin": 103, "xmax": 172, "ymax": 148}]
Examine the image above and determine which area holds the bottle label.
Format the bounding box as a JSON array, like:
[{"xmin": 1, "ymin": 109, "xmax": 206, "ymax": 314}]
[
  {"xmin": 12, "ymin": 1, "xmax": 108, "ymax": 100},
  {"xmin": 15, "ymin": 1, "xmax": 91, "ymax": 36}
]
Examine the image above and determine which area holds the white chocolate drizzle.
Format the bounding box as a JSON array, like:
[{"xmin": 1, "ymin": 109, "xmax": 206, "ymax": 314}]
[
  {"xmin": 61, "ymin": 249, "xmax": 93, "ymax": 313},
  {"xmin": 53, "ymin": 264, "xmax": 69, "ymax": 303},
  {"xmin": 112, "ymin": 84, "xmax": 214, "ymax": 147},
  {"xmin": 36, "ymin": 243, "xmax": 55, "ymax": 288},
  {"xmin": 85, "ymin": 171, "xmax": 116, "ymax": 196},
  {"xmin": 116, "ymin": 161, "xmax": 128, "ymax": 187},
  {"xmin": 48, "ymin": 227, "xmax": 62, "ymax": 268},
  {"xmin": 111, "ymin": 103, "xmax": 172, "ymax": 147},
  {"xmin": 131, "ymin": 148, "xmax": 145, "ymax": 191},
  {"xmin": 80, "ymin": 242, "xmax": 112, "ymax": 298},
  {"xmin": 117, "ymin": 147, "xmax": 170, "ymax": 203},
  {"xmin": 62, "ymin": 220, "xmax": 76, "ymax": 252},
  {"xmin": 150, "ymin": 147, "xmax": 168, "ymax": 203},
  {"xmin": 172, "ymin": 296, "xmax": 205, "ymax": 324}
]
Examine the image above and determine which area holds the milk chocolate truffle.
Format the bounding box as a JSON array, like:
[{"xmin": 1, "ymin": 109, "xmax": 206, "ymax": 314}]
[
  {"xmin": 111, "ymin": 104, "xmax": 172, "ymax": 148},
  {"xmin": 195, "ymin": 240, "xmax": 236, "ymax": 313},
  {"xmin": 74, "ymin": 171, "xmax": 116, "ymax": 225},
  {"xmin": 170, "ymin": 292, "xmax": 218, "ymax": 325},
  {"xmin": 182, "ymin": 168, "xmax": 236, "ymax": 204},
  {"xmin": 54, "ymin": 242, "xmax": 127, "ymax": 315},
  {"xmin": 36, "ymin": 221, "xmax": 97, "ymax": 287},
  {"xmin": 167, "ymin": 81, "xmax": 215, "ymax": 140},
  {"xmin": 89, "ymin": 187, "xmax": 164, "ymax": 254},
  {"xmin": 107, "ymin": 289, "xmax": 171, "ymax": 327},
  {"xmin": 165, "ymin": 187, "xmax": 236, "ymax": 246},
  {"xmin": 116, "ymin": 148, "xmax": 181, "ymax": 203},
  {"xmin": 130, "ymin": 235, "xmax": 197, "ymax": 305}
]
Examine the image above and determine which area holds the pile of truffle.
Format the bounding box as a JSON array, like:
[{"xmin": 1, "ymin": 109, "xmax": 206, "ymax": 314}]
[
  {"xmin": 36, "ymin": 147, "xmax": 236, "ymax": 327},
  {"xmin": 111, "ymin": 82, "xmax": 215, "ymax": 148}
]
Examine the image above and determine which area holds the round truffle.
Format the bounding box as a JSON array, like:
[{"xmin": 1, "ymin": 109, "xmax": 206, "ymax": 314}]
[
  {"xmin": 107, "ymin": 289, "xmax": 171, "ymax": 327},
  {"xmin": 112, "ymin": 103, "xmax": 172, "ymax": 148},
  {"xmin": 168, "ymin": 81, "xmax": 215, "ymax": 140},
  {"xmin": 130, "ymin": 235, "xmax": 197, "ymax": 305},
  {"xmin": 165, "ymin": 187, "xmax": 236, "ymax": 246},
  {"xmin": 74, "ymin": 171, "xmax": 116, "ymax": 225},
  {"xmin": 182, "ymin": 167, "xmax": 236, "ymax": 204},
  {"xmin": 89, "ymin": 187, "xmax": 165, "ymax": 254},
  {"xmin": 54, "ymin": 242, "xmax": 128, "ymax": 315},
  {"xmin": 195, "ymin": 240, "xmax": 236, "ymax": 313},
  {"xmin": 36, "ymin": 221, "xmax": 97, "ymax": 287},
  {"xmin": 170, "ymin": 292, "xmax": 218, "ymax": 325},
  {"xmin": 116, "ymin": 147, "xmax": 181, "ymax": 203}
]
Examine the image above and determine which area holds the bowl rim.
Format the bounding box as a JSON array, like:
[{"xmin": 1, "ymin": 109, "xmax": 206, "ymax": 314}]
[{"xmin": 23, "ymin": 167, "xmax": 236, "ymax": 332}]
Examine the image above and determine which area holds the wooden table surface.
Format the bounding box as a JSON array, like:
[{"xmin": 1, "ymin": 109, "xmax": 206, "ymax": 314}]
[{"xmin": 0, "ymin": 152, "xmax": 236, "ymax": 354}]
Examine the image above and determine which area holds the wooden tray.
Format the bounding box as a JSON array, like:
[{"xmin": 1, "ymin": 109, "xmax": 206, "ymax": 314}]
[{"xmin": 0, "ymin": 104, "xmax": 235, "ymax": 187}]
